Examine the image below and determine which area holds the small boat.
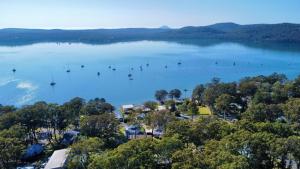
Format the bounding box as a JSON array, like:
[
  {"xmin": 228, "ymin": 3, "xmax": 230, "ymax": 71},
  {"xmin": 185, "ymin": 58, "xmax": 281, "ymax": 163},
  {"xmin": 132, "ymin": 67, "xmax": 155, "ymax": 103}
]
[
  {"xmin": 50, "ymin": 82, "xmax": 56, "ymax": 86},
  {"xmin": 108, "ymin": 66, "xmax": 112, "ymax": 69},
  {"xmin": 165, "ymin": 65, "xmax": 168, "ymax": 69},
  {"xmin": 146, "ymin": 63, "xmax": 149, "ymax": 67},
  {"xmin": 128, "ymin": 73, "xmax": 132, "ymax": 77},
  {"xmin": 66, "ymin": 69, "xmax": 71, "ymax": 73},
  {"xmin": 112, "ymin": 68, "xmax": 116, "ymax": 71},
  {"xmin": 97, "ymin": 72, "xmax": 100, "ymax": 76},
  {"xmin": 129, "ymin": 78, "xmax": 134, "ymax": 80},
  {"xmin": 177, "ymin": 61, "xmax": 182, "ymax": 65},
  {"xmin": 131, "ymin": 68, "xmax": 134, "ymax": 71},
  {"xmin": 81, "ymin": 65, "xmax": 85, "ymax": 68},
  {"xmin": 12, "ymin": 68, "xmax": 16, "ymax": 73}
]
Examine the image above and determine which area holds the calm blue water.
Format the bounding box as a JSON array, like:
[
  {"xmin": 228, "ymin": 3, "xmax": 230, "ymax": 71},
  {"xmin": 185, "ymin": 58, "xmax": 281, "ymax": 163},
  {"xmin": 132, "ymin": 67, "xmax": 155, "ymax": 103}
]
[{"xmin": 0, "ymin": 41, "xmax": 300, "ymax": 107}]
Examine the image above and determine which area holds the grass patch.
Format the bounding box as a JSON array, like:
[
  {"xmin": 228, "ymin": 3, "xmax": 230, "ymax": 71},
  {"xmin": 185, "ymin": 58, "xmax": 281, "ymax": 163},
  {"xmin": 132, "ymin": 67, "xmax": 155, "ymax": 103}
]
[
  {"xmin": 198, "ymin": 106, "xmax": 212, "ymax": 115},
  {"xmin": 119, "ymin": 126, "xmax": 126, "ymax": 135}
]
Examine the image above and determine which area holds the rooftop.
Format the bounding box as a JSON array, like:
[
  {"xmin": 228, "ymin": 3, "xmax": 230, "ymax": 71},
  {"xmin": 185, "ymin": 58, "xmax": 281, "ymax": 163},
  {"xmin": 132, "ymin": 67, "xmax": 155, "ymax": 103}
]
[{"xmin": 45, "ymin": 148, "xmax": 69, "ymax": 169}]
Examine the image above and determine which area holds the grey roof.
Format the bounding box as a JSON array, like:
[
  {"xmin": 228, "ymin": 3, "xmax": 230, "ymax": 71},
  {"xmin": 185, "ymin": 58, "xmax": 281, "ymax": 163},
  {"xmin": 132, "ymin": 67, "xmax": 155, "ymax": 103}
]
[{"xmin": 45, "ymin": 149, "xmax": 69, "ymax": 169}]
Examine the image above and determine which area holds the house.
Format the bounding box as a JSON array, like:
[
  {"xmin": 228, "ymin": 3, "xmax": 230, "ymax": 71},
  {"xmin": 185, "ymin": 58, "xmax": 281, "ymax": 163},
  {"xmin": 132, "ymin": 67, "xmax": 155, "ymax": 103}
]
[
  {"xmin": 45, "ymin": 149, "xmax": 70, "ymax": 169},
  {"xmin": 121, "ymin": 104, "xmax": 134, "ymax": 113},
  {"xmin": 22, "ymin": 144, "xmax": 44, "ymax": 160},
  {"xmin": 157, "ymin": 105, "xmax": 167, "ymax": 111},
  {"xmin": 61, "ymin": 130, "xmax": 79, "ymax": 146}
]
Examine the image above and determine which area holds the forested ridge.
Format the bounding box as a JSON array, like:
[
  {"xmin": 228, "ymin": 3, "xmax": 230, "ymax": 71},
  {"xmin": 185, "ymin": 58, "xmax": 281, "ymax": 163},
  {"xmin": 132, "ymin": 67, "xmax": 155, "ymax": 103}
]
[{"xmin": 1, "ymin": 23, "xmax": 300, "ymax": 45}]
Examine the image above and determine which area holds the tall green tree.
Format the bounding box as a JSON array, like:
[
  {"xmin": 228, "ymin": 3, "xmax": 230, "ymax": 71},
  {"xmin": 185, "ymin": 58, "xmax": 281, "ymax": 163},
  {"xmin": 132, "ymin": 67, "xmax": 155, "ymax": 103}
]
[
  {"xmin": 155, "ymin": 90, "xmax": 168, "ymax": 103},
  {"xmin": 80, "ymin": 113, "xmax": 120, "ymax": 147},
  {"xmin": 282, "ymin": 98, "xmax": 300, "ymax": 123},
  {"xmin": 67, "ymin": 137, "xmax": 104, "ymax": 169},
  {"xmin": 192, "ymin": 84, "xmax": 205, "ymax": 103},
  {"xmin": 18, "ymin": 101, "xmax": 48, "ymax": 143},
  {"xmin": 168, "ymin": 89, "xmax": 182, "ymax": 100},
  {"xmin": 215, "ymin": 94, "xmax": 234, "ymax": 119}
]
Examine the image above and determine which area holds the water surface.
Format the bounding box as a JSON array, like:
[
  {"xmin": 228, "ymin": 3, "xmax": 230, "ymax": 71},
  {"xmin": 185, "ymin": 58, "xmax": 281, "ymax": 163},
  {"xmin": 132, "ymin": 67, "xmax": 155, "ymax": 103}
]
[{"xmin": 0, "ymin": 41, "xmax": 300, "ymax": 107}]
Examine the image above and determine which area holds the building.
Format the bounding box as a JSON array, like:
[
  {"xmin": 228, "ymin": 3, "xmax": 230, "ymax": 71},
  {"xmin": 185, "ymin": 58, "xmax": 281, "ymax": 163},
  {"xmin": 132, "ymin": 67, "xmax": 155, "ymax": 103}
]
[
  {"xmin": 45, "ymin": 149, "xmax": 70, "ymax": 169},
  {"xmin": 121, "ymin": 104, "xmax": 135, "ymax": 114}
]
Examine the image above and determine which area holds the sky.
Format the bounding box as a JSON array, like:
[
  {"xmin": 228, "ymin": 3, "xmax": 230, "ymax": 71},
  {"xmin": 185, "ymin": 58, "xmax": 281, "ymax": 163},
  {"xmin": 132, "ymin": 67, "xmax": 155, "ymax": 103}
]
[{"xmin": 0, "ymin": 0, "xmax": 300, "ymax": 29}]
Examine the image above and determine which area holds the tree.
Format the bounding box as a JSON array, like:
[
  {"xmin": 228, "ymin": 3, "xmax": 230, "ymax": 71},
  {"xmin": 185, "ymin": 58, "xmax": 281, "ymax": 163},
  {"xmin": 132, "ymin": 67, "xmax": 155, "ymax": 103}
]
[
  {"xmin": 0, "ymin": 105, "xmax": 16, "ymax": 115},
  {"xmin": 46, "ymin": 104, "xmax": 71, "ymax": 143},
  {"xmin": 81, "ymin": 98, "xmax": 114, "ymax": 116},
  {"xmin": 0, "ymin": 137, "xmax": 25, "ymax": 168},
  {"xmin": 155, "ymin": 90, "xmax": 168, "ymax": 103},
  {"xmin": 169, "ymin": 89, "xmax": 182, "ymax": 100},
  {"xmin": 171, "ymin": 145, "xmax": 204, "ymax": 169},
  {"xmin": 165, "ymin": 100, "xmax": 177, "ymax": 112},
  {"xmin": 238, "ymin": 78, "xmax": 258, "ymax": 97},
  {"xmin": 165, "ymin": 121, "xmax": 193, "ymax": 146},
  {"xmin": 203, "ymin": 130, "xmax": 278, "ymax": 169},
  {"xmin": 252, "ymin": 83, "xmax": 272, "ymax": 104},
  {"xmin": 203, "ymin": 80, "xmax": 237, "ymax": 107},
  {"xmin": 243, "ymin": 103, "xmax": 282, "ymax": 122},
  {"xmin": 0, "ymin": 112, "xmax": 19, "ymax": 130},
  {"xmin": 282, "ymin": 98, "xmax": 300, "ymax": 123},
  {"xmin": 215, "ymin": 94, "xmax": 234, "ymax": 119},
  {"xmin": 155, "ymin": 136, "xmax": 183, "ymax": 166},
  {"xmin": 80, "ymin": 113, "xmax": 120, "ymax": 147},
  {"xmin": 271, "ymin": 81, "xmax": 288, "ymax": 104},
  {"xmin": 18, "ymin": 101, "xmax": 48, "ymax": 143},
  {"xmin": 0, "ymin": 126, "xmax": 26, "ymax": 168},
  {"xmin": 62, "ymin": 97, "xmax": 85, "ymax": 128},
  {"xmin": 67, "ymin": 137, "xmax": 104, "ymax": 169},
  {"xmin": 192, "ymin": 117, "xmax": 234, "ymax": 146},
  {"xmin": 144, "ymin": 101, "xmax": 158, "ymax": 111},
  {"xmin": 88, "ymin": 138, "xmax": 157, "ymax": 169},
  {"xmin": 187, "ymin": 101, "xmax": 198, "ymax": 120},
  {"xmin": 286, "ymin": 136, "xmax": 300, "ymax": 169},
  {"xmin": 145, "ymin": 110, "xmax": 175, "ymax": 138},
  {"xmin": 192, "ymin": 84, "xmax": 205, "ymax": 103}
]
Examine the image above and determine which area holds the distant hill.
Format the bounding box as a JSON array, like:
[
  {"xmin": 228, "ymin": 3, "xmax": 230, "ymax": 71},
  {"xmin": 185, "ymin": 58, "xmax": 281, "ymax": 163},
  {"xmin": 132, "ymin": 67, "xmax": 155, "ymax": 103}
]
[
  {"xmin": 208, "ymin": 22, "xmax": 241, "ymax": 32},
  {"xmin": 159, "ymin": 25, "xmax": 171, "ymax": 29},
  {"xmin": 1, "ymin": 23, "xmax": 300, "ymax": 45}
]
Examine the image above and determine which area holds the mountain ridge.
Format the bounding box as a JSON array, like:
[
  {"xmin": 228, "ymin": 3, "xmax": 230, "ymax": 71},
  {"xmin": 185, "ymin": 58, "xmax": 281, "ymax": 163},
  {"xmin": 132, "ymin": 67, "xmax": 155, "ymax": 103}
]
[{"xmin": 1, "ymin": 23, "xmax": 300, "ymax": 45}]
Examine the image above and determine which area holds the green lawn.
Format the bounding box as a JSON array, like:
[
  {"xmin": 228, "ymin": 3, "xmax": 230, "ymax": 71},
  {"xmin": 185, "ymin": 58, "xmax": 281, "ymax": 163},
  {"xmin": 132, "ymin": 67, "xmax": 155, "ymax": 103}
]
[
  {"xmin": 119, "ymin": 126, "xmax": 126, "ymax": 135},
  {"xmin": 198, "ymin": 106, "xmax": 212, "ymax": 115}
]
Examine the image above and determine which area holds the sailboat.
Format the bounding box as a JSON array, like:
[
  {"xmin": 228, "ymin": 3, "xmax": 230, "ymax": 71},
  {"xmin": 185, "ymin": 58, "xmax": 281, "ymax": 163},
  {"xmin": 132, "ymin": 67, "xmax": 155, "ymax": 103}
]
[
  {"xmin": 50, "ymin": 76, "xmax": 56, "ymax": 86},
  {"xmin": 66, "ymin": 65, "xmax": 71, "ymax": 73}
]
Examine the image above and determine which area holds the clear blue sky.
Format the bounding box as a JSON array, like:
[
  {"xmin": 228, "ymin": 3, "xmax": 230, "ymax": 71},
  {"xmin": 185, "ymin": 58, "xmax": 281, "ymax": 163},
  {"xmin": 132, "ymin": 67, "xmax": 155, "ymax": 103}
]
[{"xmin": 0, "ymin": 0, "xmax": 299, "ymax": 29}]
